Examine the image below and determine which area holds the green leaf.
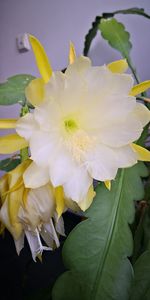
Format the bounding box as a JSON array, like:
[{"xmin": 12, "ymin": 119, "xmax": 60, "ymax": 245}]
[
  {"xmin": 0, "ymin": 157, "xmax": 21, "ymax": 172},
  {"xmin": 99, "ymin": 18, "xmax": 132, "ymax": 60},
  {"xmin": 52, "ymin": 162, "xmax": 147, "ymax": 300},
  {"xmin": 83, "ymin": 8, "xmax": 150, "ymax": 56},
  {"xmin": 130, "ymin": 249, "xmax": 150, "ymax": 300},
  {"xmin": 0, "ymin": 74, "xmax": 35, "ymax": 106}
]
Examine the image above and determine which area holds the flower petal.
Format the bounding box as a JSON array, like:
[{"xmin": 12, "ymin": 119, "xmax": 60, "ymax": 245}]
[
  {"xmin": 0, "ymin": 119, "xmax": 17, "ymax": 129},
  {"xmin": 99, "ymin": 117, "xmax": 142, "ymax": 147},
  {"xmin": 54, "ymin": 186, "xmax": 65, "ymax": 219},
  {"xmin": 132, "ymin": 103, "xmax": 150, "ymax": 127},
  {"xmin": 23, "ymin": 162, "xmax": 49, "ymax": 188},
  {"xmin": 130, "ymin": 80, "xmax": 150, "ymax": 96},
  {"xmin": 69, "ymin": 41, "xmax": 76, "ymax": 64},
  {"xmin": 65, "ymin": 55, "xmax": 91, "ymax": 77},
  {"xmin": 107, "ymin": 59, "xmax": 128, "ymax": 74},
  {"xmin": 16, "ymin": 113, "xmax": 38, "ymax": 141},
  {"xmin": 0, "ymin": 134, "xmax": 28, "ymax": 154},
  {"xmin": 29, "ymin": 34, "xmax": 53, "ymax": 83},
  {"xmin": 131, "ymin": 143, "xmax": 150, "ymax": 162},
  {"xmin": 63, "ymin": 166, "xmax": 92, "ymax": 202},
  {"xmin": 78, "ymin": 185, "xmax": 96, "ymax": 211},
  {"xmin": 25, "ymin": 78, "xmax": 45, "ymax": 107},
  {"xmin": 104, "ymin": 181, "xmax": 111, "ymax": 190}
]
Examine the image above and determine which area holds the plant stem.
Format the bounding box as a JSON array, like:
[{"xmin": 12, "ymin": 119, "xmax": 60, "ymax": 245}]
[{"xmin": 127, "ymin": 58, "xmax": 140, "ymax": 84}]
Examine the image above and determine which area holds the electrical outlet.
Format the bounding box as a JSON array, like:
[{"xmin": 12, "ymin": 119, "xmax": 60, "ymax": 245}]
[{"xmin": 16, "ymin": 33, "xmax": 30, "ymax": 53}]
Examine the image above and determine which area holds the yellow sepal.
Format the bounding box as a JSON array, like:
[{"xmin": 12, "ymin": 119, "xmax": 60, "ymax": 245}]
[
  {"xmin": 54, "ymin": 186, "xmax": 65, "ymax": 219},
  {"xmin": 0, "ymin": 134, "xmax": 28, "ymax": 154},
  {"xmin": 0, "ymin": 119, "xmax": 17, "ymax": 129},
  {"xmin": 69, "ymin": 42, "xmax": 76, "ymax": 64},
  {"xmin": 104, "ymin": 180, "xmax": 111, "ymax": 191},
  {"xmin": 131, "ymin": 143, "xmax": 150, "ymax": 162},
  {"xmin": 78, "ymin": 185, "xmax": 96, "ymax": 211},
  {"xmin": 25, "ymin": 78, "xmax": 45, "ymax": 107},
  {"xmin": 130, "ymin": 80, "xmax": 150, "ymax": 96},
  {"xmin": 107, "ymin": 59, "xmax": 128, "ymax": 74},
  {"xmin": 29, "ymin": 34, "xmax": 53, "ymax": 83}
]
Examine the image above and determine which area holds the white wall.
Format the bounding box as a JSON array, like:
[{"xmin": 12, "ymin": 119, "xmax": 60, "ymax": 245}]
[{"xmin": 0, "ymin": 0, "xmax": 150, "ymax": 121}]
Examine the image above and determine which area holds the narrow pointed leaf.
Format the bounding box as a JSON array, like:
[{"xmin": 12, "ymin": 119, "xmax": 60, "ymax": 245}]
[
  {"xmin": 52, "ymin": 162, "xmax": 148, "ymax": 300},
  {"xmin": 0, "ymin": 74, "xmax": 35, "ymax": 105},
  {"xmin": 99, "ymin": 18, "xmax": 132, "ymax": 60},
  {"xmin": 84, "ymin": 16, "xmax": 101, "ymax": 55}
]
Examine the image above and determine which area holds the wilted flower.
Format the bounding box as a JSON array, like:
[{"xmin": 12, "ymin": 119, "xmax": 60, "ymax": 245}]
[
  {"xmin": 15, "ymin": 36, "xmax": 150, "ymax": 203},
  {"xmin": 0, "ymin": 161, "xmax": 68, "ymax": 260}
]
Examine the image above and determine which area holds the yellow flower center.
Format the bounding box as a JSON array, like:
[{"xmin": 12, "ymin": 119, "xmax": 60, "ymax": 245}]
[{"xmin": 64, "ymin": 118, "xmax": 78, "ymax": 133}]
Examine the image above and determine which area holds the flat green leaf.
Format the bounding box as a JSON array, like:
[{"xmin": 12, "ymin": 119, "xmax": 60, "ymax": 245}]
[
  {"xmin": 83, "ymin": 8, "xmax": 150, "ymax": 56},
  {"xmin": 0, "ymin": 74, "xmax": 35, "ymax": 105},
  {"xmin": 99, "ymin": 18, "xmax": 132, "ymax": 60},
  {"xmin": 52, "ymin": 162, "xmax": 147, "ymax": 300},
  {"xmin": 130, "ymin": 249, "xmax": 150, "ymax": 300},
  {"xmin": 0, "ymin": 157, "xmax": 21, "ymax": 172}
]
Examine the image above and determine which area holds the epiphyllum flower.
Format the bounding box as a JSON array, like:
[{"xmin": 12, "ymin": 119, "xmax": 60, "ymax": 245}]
[
  {"xmin": 1, "ymin": 36, "xmax": 150, "ymax": 205},
  {"xmin": 0, "ymin": 160, "xmax": 66, "ymax": 261},
  {"xmin": 15, "ymin": 36, "xmax": 150, "ymax": 202}
]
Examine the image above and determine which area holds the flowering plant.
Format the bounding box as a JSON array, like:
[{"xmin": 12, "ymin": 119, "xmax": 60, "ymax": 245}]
[{"xmin": 1, "ymin": 6, "xmax": 150, "ymax": 300}]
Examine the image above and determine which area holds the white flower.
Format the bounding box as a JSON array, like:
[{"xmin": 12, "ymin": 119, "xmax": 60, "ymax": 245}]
[{"xmin": 16, "ymin": 56, "xmax": 150, "ymax": 202}]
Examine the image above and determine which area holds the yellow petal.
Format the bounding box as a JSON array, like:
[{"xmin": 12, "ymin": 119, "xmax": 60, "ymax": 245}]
[
  {"xmin": 130, "ymin": 80, "xmax": 150, "ymax": 96},
  {"xmin": 69, "ymin": 42, "xmax": 76, "ymax": 64},
  {"xmin": 7, "ymin": 187, "xmax": 24, "ymax": 239},
  {"xmin": 54, "ymin": 186, "xmax": 65, "ymax": 219},
  {"xmin": 29, "ymin": 34, "xmax": 53, "ymax": 83},
  {"xmin": 107, "ymin": 59, "xmax": 128, "ymax": 74},
  {"xmin": 78, "ymin": 185, "xmax": 96, "ymax": 211},
  {"xmin": 0, "ymin": 119, "xmax": 17, "ymax": 129},
  {"xmin": 25, "ymin": 78, "xmax": 45, "ymax": 107},
  {"xmin": 104, "ymin": 180, "xmax": 111, "ymax": 191},
  {"xmin": 0, "ymin": 134, "xmax": 28, "ymax": 154},
  {"xmin": 131, "ymin": 143, "xmax": 150, "ymax": 162},
  {"xmin": 0, "ymin": 174, "xmax": 9, "ymax": 204}
]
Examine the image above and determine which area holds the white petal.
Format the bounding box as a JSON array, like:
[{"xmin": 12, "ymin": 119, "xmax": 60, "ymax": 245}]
[
  {"xmin": 63, "ymin": 166, "xmax": 92, "ymax": 202},
  {"xmin": 132, "ymin": 102, "xmax": 150, "ymax": 127},
  {"xmin": 85, "ymin": 145, "xmax": 118, "ymax": 181},
  {"xmin": 23, "ymin": 162, "xmax": 49, "ymax": 188},
  {"xmin": 65, "ymin": 56, "xmax": 91, "ymax": 76},
  {"xmin": 16, "ymin": 113, "xmax": 38, "ymax": 140},
  {"xmin": 85, "ymin": 66, "xmax": 134, "ymax": 96},
  {"xmin": 25, "ymin": 229, "xmax": 52, "ymax": 261},
  {"xmin": 99, "ymin": 117, "xmax": 143, "ymax": 147},
  {"xmin": 29, "ymin": 131, "xmax": 56, "ymax": 167},
  {"xmin": 44, "ymin": 219, "xmax": 60, "ymax": 248},
  {"xmin": 113, "ymin": 145, "xmax": 138, "ymax": 168},
  {"xmin": 14, "ymin": 233, "xmax": 24, "ymax": 255},
  {"xmin": 53, "ymin": 213, "xmax": 65, "ymax": 236},
  {"xmin": 49, "ymin": 149, "xmax": 77, "ymax": 186}
]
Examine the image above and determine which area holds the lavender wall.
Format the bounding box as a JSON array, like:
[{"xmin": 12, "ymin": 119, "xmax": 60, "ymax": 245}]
[{"xmin": 0, "ymin": 0, "xmax": 150, "ymax": 136}]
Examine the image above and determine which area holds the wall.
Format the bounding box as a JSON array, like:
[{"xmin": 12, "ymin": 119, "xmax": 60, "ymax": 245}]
[{"xmin": 0, "ymin": 0, "xmax": 150, "ymax": 124}]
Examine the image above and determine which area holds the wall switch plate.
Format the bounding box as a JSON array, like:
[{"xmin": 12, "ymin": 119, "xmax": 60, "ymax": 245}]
[{"xmin": 16, "ymin": 33, "xmax": 30, "ymax": 52}]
